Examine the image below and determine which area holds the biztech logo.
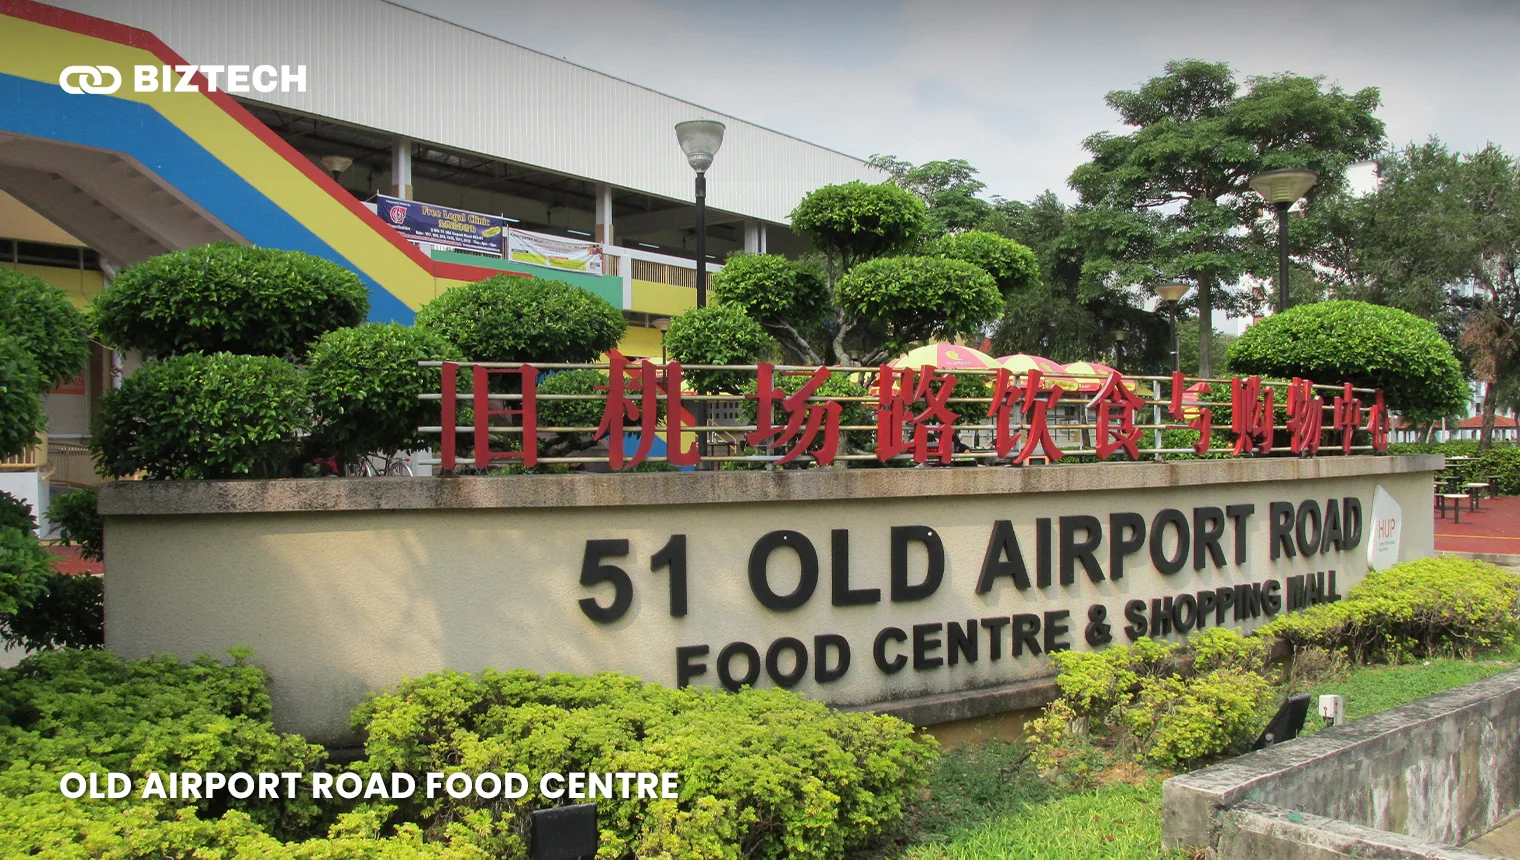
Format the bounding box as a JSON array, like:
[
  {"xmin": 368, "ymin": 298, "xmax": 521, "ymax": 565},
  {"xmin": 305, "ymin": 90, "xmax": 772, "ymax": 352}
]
[{"xmin": 59, "ymin": 64, "xmax": 307, "ymax": 95}]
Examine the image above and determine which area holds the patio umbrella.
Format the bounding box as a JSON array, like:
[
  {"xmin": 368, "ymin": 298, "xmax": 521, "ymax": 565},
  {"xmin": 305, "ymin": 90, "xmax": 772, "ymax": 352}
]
[
  {"xmin": 996, "ymin": 353, "xmax": 1079, "ymax": 390},
  {"xmin": 1062, "ymin": 360, "xmax": 1146, "ymax": 396},
  {"xmin": 890, "ymin": 343, "xmax": 1002, "ymax": 370}
]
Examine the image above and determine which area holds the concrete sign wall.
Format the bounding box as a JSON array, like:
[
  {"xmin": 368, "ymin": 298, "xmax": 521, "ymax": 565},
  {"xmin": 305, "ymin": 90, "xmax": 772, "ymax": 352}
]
[{"xmin": 99, "ymin": 456, "xmax": 1439, "ymax": 743}]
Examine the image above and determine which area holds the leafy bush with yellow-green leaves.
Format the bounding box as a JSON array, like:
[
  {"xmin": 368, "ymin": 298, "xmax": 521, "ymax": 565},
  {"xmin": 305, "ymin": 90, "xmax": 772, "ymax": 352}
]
[
  {"xmin": 0, "ymin": 651, "xmax": 935, "ymax": 860},
  {"xmin": 1024, "ymin": 629, "xmax": 1276, "ymax": 775},
  {"xmin": 1260, "ymin": 557, "xmax": 1520, "ymax": 662},
  {"xmin": 352, "ymin": 669, "xmax": 937, "ymax": 860}
]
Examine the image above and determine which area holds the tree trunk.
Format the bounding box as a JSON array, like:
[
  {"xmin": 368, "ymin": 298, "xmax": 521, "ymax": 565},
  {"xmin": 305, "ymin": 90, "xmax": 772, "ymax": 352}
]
[
  {"xmin": 1480, "ymin": 380, "xmax": 1500, "ymax": 451},
  {"xmin": 1197, "ymin": 273, "xmax": 1214, "ymax": 378}
]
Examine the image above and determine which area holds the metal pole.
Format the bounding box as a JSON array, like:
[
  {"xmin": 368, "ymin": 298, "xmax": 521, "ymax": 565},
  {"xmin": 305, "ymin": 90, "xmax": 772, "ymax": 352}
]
[
  {"xmin": 693, "ymin": 171, "xmax": 708, "ymax": 463},
  {"xmin": 1277, "ymin": 201, "xmax": 1291, "ymax": 314},
  {"xmin": 695, "ymin": 172, "xmax": 707, "ymax": 308},
  {"xmin": 1169, "ymin": 302, "xmax": 1180, "ymax": 373}
]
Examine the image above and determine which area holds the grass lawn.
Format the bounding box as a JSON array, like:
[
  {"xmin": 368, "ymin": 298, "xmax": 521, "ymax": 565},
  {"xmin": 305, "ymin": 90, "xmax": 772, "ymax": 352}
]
[{"xmin": 877, "ymin": 643, "xmax": 1520, "ymax": 859}]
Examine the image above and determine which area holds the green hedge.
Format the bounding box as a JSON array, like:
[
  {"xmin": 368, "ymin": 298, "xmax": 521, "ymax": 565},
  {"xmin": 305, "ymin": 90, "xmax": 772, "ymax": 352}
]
[
  {"xmin": 92, "ymin": 353, "xmax": 309, "ymax": 480},
  {"xmin": 353, "ymin": 669, "xmax": 936, "ymax": 860},
  {"xmin": 0, "ymin": 268, "xmax": 89, "ymax": 387},
  {"xmin": 1260, "ymin": 557, "xmax": 1520, "ymax": 663},
  {"xmin": 93, "ymin": 243, "xmax": 368, "ymax": 359},
  {"xmin": 1389, "ymin": 440, "xmax": 1520, "ymax": 496},
  {"xmin": 46, "ymin": 487, "xmax": 101, "ymax": 562},
  {"xmin": 0, "ymin": 337, "xmax": 45, "ymax": 461}
]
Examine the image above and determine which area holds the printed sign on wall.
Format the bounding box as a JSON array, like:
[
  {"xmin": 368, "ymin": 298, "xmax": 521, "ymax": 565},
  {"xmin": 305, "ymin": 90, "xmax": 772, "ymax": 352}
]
[
  {"xmin": 508, "ymin": 228, "xmax": 604, "ymax": 275},
  {"xmin": 373, "ymin": 193, "xmax": 505, "ymax": 256},
  {"xmin": 1366, "ymin": 485, "xmax": 1402, "ymax": 570}
]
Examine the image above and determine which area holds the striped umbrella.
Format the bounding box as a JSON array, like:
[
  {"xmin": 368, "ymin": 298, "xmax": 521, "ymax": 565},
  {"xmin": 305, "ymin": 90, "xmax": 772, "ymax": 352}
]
[
  {"xmin": 889, "ymin": 343, "xmax": 1002, "ymax": 370},
  {"xmin": 996, "ymin": 353, "xmax": 1079, "ymax": 390},
  {"xmin": 1062, "ymin": 360, "xmax": 1141, "ymax": 395}
]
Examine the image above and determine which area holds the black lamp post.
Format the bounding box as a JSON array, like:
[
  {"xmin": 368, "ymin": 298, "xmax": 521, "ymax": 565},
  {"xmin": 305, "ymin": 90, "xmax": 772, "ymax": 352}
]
[
  {"xmin": 674, "ymin": 120, "xmax": 726, "ymax": 308},
  {"xmin": 1109, "ymin": 329, "xmax": 1128, "ymax": 373},
  {"xmin": 1155, "ymin": 282, "xmax": 1190, "ymax": 373},
  {"xmin": 1248, "ymin": 169, "xmax": 1319, "ymax": 314}
]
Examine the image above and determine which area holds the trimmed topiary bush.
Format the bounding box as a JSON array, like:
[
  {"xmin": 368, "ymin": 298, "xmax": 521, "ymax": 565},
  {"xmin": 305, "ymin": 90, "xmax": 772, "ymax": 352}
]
[
  {"xmin": 92, "ymin": 353, "xmax": 308, "ymax": 480},
  {"xmin": 415, "ymin": 275, "xmax": 626, "ymax": 364},
  {"xmin": 837, "ymin": 256, "xmax": 1002, "ymax": 353},
  {"xmin": 46, "ymin": 487, "xmax": 101, "ymax": 562},
  {"xmin": 0, "ymin": 337, "xmax": 45, "ymax": 461},
  {"xmin": 92, "ymin": 242, "xmax": 369, "ymax": 358},
  {"xmin": 1260, "ymin": 557, "xmax": 1520, "ymax": 662},
  {"xmin": 1226, "ymin": 300, "xmax": 1467, "ymax": 422},
  {"xmin": 710, "ymin": 253, "xmax": 827, "ymax": 329},
  {"xmin": 662, "ymin": 303, "xmax": 776, "ymax": 394},
  {"xmin": 0, "ymin": 268, "xmax": 89, "ymax": 387},
  {"xmin": 307, "ymin": 323, "xmax": 463, "ymax": 464},
  {"xmin": 925, "ymin": 230, "xmax": 1039, "ymax": 295},
  {"xmin": 352, "ymin": 669, "xmax": 937, "ymax": 859},
  {"xmin": 790, "ymin": 181, "xmax": 929, "ymax": 268}
]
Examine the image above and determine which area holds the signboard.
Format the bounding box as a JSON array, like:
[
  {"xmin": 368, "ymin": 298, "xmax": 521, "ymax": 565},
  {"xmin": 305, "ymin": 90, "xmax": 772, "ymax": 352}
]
[
  {"xmin": 508, "ymin": 228, "xmax": 604, "ymax": 275},
  {"xmin": 373, "ymin": 193, "xmax": 505, "ymax": 256},
  {"xmin": 1367, "ymin": 485, "xmax": 1402, "ymax": 570}
]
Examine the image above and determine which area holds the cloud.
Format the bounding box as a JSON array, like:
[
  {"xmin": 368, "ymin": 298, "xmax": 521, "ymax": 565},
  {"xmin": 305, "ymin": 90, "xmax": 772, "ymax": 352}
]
[{"xmin": 397, "ymin": 0, "xmax": 1520, "ymax": 205}]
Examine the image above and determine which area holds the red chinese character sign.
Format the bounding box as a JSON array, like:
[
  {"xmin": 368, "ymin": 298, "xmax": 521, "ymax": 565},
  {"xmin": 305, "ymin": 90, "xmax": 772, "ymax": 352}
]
[
  {"xmin": 1331, "ymin": 384, "xmax": 1362, "ymax": 455},
  {"xmin": 874, "ymin": 365, "xmax": 960, "ymax": 464},
  {"xmin": 1231, "ymin": 376, "xmax": 1275, "ymax": 456},
  {"xmin": 1168, "ymin": 372, "xmax": 1213, "ymax": 455},
  {"xmin": 1285, "ymin": 378, "xmax": 1325, "ymax": 456},
  {"xmin": 594, "ymin": 350, "xmax": 698, "ymax": 469},
  {"xmin": 987, "ymin": 368, "xmax": 1065, "ymax": 464},
  {"xmin": 747, "ymin": 365, "xmax": 843, "ymax": 466},
  {"xmin": 1088, "ymin": 371, "xmax": 1144, "ymax": 460},
  {"xmin": 438, "ymin": 361, "xmax": 540, "ymax": 470}
]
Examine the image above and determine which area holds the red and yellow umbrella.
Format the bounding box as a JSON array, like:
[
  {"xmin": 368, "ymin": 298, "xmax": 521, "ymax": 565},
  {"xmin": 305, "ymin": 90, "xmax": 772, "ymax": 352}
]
[
  {"xmin": 1061, "ymin": 360, "xmax": 1148, "ymax": 396},
  {"xmin": 889, "ymin": 343, "xmax": 1002, "ymax": 370},
  {"xmin": 996, "ymin": 353, "xmax": 1078, "ymax": 390}
]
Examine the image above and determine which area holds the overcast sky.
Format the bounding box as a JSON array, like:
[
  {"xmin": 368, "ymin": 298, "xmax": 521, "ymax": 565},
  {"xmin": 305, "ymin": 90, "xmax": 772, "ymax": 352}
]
[{"xmin": 399, "ymin": 0, "xmax": 1520, "ymax": 205}]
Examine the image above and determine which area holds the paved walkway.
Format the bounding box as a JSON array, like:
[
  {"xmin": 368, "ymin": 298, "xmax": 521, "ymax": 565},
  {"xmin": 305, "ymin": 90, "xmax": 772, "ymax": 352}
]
[{"xmin": 1434, "ymin": 493, "xmax": 1520, "ymax": 563}]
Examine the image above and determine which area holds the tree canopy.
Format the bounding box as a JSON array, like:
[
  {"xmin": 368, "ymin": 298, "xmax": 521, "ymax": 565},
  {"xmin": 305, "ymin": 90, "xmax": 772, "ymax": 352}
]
[{"xmin": 1069, "ymin": 59, "xmax": 1385, "ymax": 375}]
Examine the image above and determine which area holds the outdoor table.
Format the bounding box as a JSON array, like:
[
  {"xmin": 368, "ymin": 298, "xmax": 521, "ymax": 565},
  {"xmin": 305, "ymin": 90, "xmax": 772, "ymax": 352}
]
[
  {"xmin": 1464, "ymin": 483, "xmax": 1490, "ymax": 511},
  {"xmin": 1438, "ymin": 493, "xmax": 1468, "ymax": 523}
]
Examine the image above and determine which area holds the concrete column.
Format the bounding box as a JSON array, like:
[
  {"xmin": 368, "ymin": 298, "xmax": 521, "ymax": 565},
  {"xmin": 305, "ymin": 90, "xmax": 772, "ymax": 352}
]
[
  {"xmin": 743, "ymin": 219, "xmax": 760, "ymax": 254},
  {"xmin": 759, "ymin": 222, "xmax": 767, "ymax": 254},
  {"xmin": 594, "ymin": 183, "xmax": 614, "ymax": 245},
  {"xmin": 392, "ymin": 138, "xmax": 413, "ymax": 199}
]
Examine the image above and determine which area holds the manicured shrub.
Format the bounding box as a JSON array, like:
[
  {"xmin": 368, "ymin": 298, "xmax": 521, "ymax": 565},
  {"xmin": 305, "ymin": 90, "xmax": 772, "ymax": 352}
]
[
  {"xmin": 837, "ymin": 256, "xmax": 1002, "ymax": 352},
  {"xmin": 0, "ymin": 571, "xmax": 102, "ymax": 650},
  {"xmin": 1027, "ymin": 630, "xmax": 1276, "ymax": 774},
  {"xmin": 352, "ymin": 669, "xmax": 937, "ymax": 860},
  {"xmin": 92, "ymin": 353, "xmax": 309, "ymax": 479},
  {"xmin": 415, "ymin": 275, "xmax": 626, "ymax": 364},
  {"xmin": 925, "ymin": 230, "xmax": 1039, "ymax": 295},
  {"xmin": 790, "ymin": 182, "xmax": 929, "ymax": 268},
  {"xmin": 0, "ymin": 337, "xmax": 45, "ymax": 461},
  {"xmin": 1391, "ymin": 442, "xmax": 1520, "ymax": 496},
  {"xmin": 0, "ymin": 489, "xmax": 36, "ymax": 536},
  {"xmin": 0, "ymin": 648, "xmax": 328, "ymax": 837},
  {"xmin": 536, "ymin": 368, "xmax": 608, "ymax": 457},
  {"xmin": 1226, "ymin": 300, "xmax": 1467, "ymax": 422},
  {"xmin": 46, "ymin": 487, "xmax": 101, "ymax": 562},
  {"xmin": 308, "ymin": 324, "xmax": 463, "ymax": 465},
  {"xmin": 663, "ymin": 303, "xmax": 776, "ymax": 394},
  {"xmin": 0, "ymin": 268, "xmax": 89, "ymax": 386},
  {"xmin": 93, "ymin": 243, "xmax": 368, "ymax": 358},
  {"xmin": 711, "ymin": 253, "xmax": 827, "ymax": 328},
  {"xmin": 1260, "ymin": 557, "xmax": 1520, "ymax": 662}
]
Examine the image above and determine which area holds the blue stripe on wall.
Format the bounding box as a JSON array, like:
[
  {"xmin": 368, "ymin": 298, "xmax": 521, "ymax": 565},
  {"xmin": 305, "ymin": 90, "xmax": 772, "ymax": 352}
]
[{"xmin": 0, "ymin": 73, "xmax": 414, "ymax": 323}]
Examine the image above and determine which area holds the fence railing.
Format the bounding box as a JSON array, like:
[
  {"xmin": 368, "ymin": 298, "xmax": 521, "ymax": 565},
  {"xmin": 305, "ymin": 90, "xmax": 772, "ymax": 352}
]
[{"xmin": 415, "ymin": 353, "xmax": 1391, "ymax": 472}]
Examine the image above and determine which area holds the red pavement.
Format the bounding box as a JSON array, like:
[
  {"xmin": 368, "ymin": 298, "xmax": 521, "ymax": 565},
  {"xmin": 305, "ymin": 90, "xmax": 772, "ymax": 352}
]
[
  {"xmin": 45, "ymin": 544, "xmax": 103, "ymax": 576},
  {"xmin": 1434, "ymin": 493, "xmax": 1520, "ymax": 560}
]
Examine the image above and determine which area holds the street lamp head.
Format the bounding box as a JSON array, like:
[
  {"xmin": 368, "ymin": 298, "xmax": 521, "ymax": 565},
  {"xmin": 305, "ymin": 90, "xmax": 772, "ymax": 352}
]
[
  {"xmin": 1110, "ymin": 329, "xmax": 1129, "ymax": 343},
  {"xmin": 651, "ymin": 317, "xmax": 672, "ymax": 333},
  {"xmin": 675, "ymin": 120, "xmax": 726, "ymax": 173},
  {"xmin": 319, "ymin": 154, "xmax": 353, "ymax": 177},
  {"xmin": 1249, "ymin": 168, "xmax": 1319, "ymax": 206},
  {"xmin": 1154, "ymin": 282, "xmax": 1191, "ymax": 303}
]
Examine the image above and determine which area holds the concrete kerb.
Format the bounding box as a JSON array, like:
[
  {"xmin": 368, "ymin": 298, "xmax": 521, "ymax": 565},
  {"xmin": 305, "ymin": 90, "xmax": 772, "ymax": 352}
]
[
  {"xmin": 1217, "ymin": 802, "xmax": 1499, "ymax": 860},
  {"xmin": 1163, "ymin": 667, "xmax": 1520, "ymax": 853},
  {"xmin": 1439, "ymin": 550, "xmax": 1520, "ymax": 568}
]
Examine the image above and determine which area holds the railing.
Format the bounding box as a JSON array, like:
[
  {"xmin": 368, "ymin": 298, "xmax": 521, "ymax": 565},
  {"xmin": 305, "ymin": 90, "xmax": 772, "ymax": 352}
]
[
  {"xmin": 415, "ymin": 358, "xmax": 1391, "ymax": 471},
  {"xmin": 0, "ymin": 434, "xmax": 46, "ymax": 471}
]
